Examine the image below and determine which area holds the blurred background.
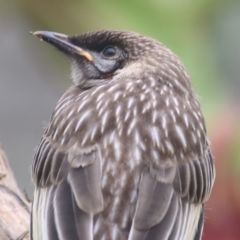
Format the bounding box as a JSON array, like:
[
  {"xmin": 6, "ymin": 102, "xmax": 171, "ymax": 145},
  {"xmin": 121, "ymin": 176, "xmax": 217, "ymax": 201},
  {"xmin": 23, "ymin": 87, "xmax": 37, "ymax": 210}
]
[{"xmin": 0, "ymin": 0, "xmax": 240, "ymax": 239}]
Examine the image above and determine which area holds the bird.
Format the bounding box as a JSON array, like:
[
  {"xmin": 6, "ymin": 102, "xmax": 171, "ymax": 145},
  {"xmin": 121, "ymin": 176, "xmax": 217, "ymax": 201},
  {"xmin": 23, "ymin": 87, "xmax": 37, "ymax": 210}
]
[{"xmin": 30, "ymin": 30, "xmax": 215, "ymax": 240}]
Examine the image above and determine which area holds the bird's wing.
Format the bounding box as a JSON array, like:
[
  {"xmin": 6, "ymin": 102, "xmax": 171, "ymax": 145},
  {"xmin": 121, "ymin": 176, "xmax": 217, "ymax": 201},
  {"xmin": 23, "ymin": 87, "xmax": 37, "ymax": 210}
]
[
  {"xmin": 31, "ymin": 136, "xmax": 103, "ymax": 240},
  {"xmin": 128, "ymin": 150, "xmax": 215, "ymax": 240}
]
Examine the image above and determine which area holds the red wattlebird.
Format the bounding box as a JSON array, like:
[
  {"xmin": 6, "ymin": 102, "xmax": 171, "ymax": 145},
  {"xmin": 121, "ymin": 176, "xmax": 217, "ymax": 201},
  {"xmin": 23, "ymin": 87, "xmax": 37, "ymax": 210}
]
[{"xmin": 30, "ymin": 30, "xmax": 215, "ymax": 240}]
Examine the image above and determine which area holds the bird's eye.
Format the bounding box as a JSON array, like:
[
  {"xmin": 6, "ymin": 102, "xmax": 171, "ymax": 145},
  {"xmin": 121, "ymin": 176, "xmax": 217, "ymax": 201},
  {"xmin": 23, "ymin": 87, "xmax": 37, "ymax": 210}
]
[{"xmin": 102, "ymin": 46, "xmax": 117, "ymax": 57}]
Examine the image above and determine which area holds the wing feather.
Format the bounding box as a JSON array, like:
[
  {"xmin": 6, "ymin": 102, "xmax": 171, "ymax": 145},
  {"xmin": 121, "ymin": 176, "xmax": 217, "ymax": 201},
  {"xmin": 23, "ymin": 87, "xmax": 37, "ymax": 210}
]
[
  {"xmin": 134, "ymin": 168, "xmax": 174, "ymax": 230},
  {"xmin": 168, "ymin": 199, "xmax": 182, "ymax": 240},
  {"xmin": 54, "ymin": 180, "xmax": 93, "ymax": 240},
  {"xmin": 67, "ymin": 151, "xmax": 104, "ymax": 213},
  {"xmin": 193, "ymin": 160, "xmax": 204, "ymax": 203},
  {"xmin": 45, "ymin": 186, "xmax": 59, "ymax": 240},
  {"xmin": 129, "ymin": 148, "xmax": 214, "ymax": 240},
  {"xmin": 41, "ymin": 148, "xmax": 55, "ymax": 186},
  {"xmin": 51, "ymin": 151, "xmax": 69, "ymax": 184},
  {"xmin": 31, "ymin": 137, "xmax": 103, "ymax": 240},
  {"xmin": 143, "ymin": 192, "xmax": 178, "ymax": 240},
  {"xmin": 187, "ymin": 161, "xmax": 197, "ymax": 202},
  {"xmin": 33, "ymin": 140, "xmax": 51, "ymax": 185},
  {"xmin": 173, "ymin": 163, "xmax": 190, "ymax": 198}
]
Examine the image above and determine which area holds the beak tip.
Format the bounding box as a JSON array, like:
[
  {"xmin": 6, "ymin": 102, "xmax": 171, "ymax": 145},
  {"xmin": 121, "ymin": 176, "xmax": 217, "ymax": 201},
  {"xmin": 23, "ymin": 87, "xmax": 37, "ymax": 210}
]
[
  {"xmin": 29, "ymin": 31, "xmax": 37, "ymax": 37},
  {"xmin": 30, "ymin": 31, "xmax": 42, "ymax": 38}
]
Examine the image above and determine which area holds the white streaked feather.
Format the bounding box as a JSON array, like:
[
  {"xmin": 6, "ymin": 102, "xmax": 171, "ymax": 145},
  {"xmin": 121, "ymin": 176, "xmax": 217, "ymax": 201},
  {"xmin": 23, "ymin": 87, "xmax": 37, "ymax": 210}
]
[
  {"xmin": 93, "ymin": 218, "xmax": 101, "ymax": 235},
  {"xmin": 56, "ymin": 95, "xmax": 71, "ymax": 106},
  {"xmin": 152, "ymin": 110, "xmax": 158, "ymax": 123},
  {"xmin": 151, "ymin": 149, "xmax": 159, "ymax": 163},
  {"xmin": 140, "ymin": 93, "xmax": 146, "ymax": 101},
  {"xmin": 66, "ymin": 109, "xmax": 75, "ymax": 119},
  {"xmin": 113, "ymin": 138, "xmax": 122, "ymax": 160},
  {"xmin": 113, "ymin": 91, "xmax": 122, "ymax": 101},
  {"xmin": 141, "ymin": 84, "xmax": 147, "ymax": 90},
  {"xmin": 107, "ymin": 83, "xmax": 120, "ymax": 93},
  {"xmin": 162, "ymin": 114, "xmax": 167, "ymax": 129},
  {"xmin": 170, "ymin": 110, "xmax": 176, "ymax": 123},
  {"xmin": 173, "ymin": 97, "xmax": 179, "ymax": 106},
  {"xmin": 175, "ymin": 107, "xmax": 180, "ymax": 115},
  {"xmin": 124, "ymin": 111, "xmax": 131, "ymax": 122},
  {"xmin": 166, "ymin": 97, "xmax": 170, "ymax": 107},
  {"xmin": 110, "ymin": 197, "xmax": 120, "ymax": 221},
  {"xmin": 126, "ymin": 81, "xmax": 134, "ymax": 90},
  {"xmin": 60, "ymin": 137, "xmax": 66, "ymax": 145},
  {"xmin": 115, "ymin": 105, "xmax": 122, "ymax": 119},
  {"xmin": 55, "ymin": 96, "xmax": 71, "ymax": 112},
  {"xmin": 112, "ymin": 224, "xmax": 118, "ymax": 239},
  {"xmin": 127, "ymin": 97, "xmax": 135, "ymax": 108},
  {"xmin": 169, "ymin": 69, "xmax": 177, "ymax": 77},
  {"xmin": 90, "ymin": 87, "xmax": 101, "ymax": 97},
  {"xmin": 133, "ymin": 106, "xmax": 137, "ymax": 117},
  {"xmin": 98, "ymin": 102, "xmax": 108, "ymax": 116},
  {"xmin": 90, "ymin": 125, "xmax": 98, "ymax": 140},
  {"xmin": 178, "ymin": 200, "xmax": 189, "ymax": 240},
  {"xmin": 183, "ymin": 205, "xmax": 202, "ymax": 240},
  {"xmin": 165, "ymin": 140, "xmax": 174, "ymax": 154},
  {"xmin": 75, "ymin": 109, "xmax": 93, "ymax": 132},
  {"xmin": 96, "ymin": 100, "xmax": 103, "ymax": 111},
  {"xmin": 193, "ymin": 111, "xmax": 199, "ymax": 120},
  {"xmin": 127, "ymin": 118, "xmax": 137, "ymax": 135},
  {"xmin": 183, "ymin": 114, "xmax": 189, "ymax": 128},
  {"xmin": 175, "ymin": 125, "xmax": 187, "ymax": 149},
  {"xmin": 119, "ymin": 171, "xmax": 127, "ymax": 188},
  {"xmin": 142, "ymin": 102, "xmax": 151, "ymax": 114},
  {"xmin": 101, "ymin": 111, "xmax": 110, "ymax": 133},
  {"xmin": 121, "ymin": 210, "xmax": 129, "ymax": 229},
  {"xmin": 63, "ymin": 119, "xmax": 75, "ymax": 135},
  {"xmin": 54, "ymin": 101, "xmax": 70, "ymax": 117},
  {"xmin": 174, "ymin": 200, "xmax": 183, "ymax": 240},
  {"xmin": 96, "ymin": 92, "xmax": 105, "ymax": 102},
  {"xmin": 163, "ymin": 85, "xmax": 168, "ymax": 93},
  {"xmin": 53, "ymin": 129, "xmax": 59, "ymax": 141},
  {"xmin": 149, "ymin": 126, "xmax": 160, "ymax": 147},
  {"xmin": 77, "ymin": 99, "xmax": 89, "ymax": 112},
  {"xmin": 134, "ymin": 131, "xmax": 146, "ymax": 151},
  {"xmin": 133, "ymin": 146, "xmax": 141, "ymax": 163},
  {"xmin": 152, "ymin": 98, "xmax": 157, "ymax": 108},
  {"xmin": 199, "ymin": 122, "xmax": 204, "ymax": 131},
  {"xmin": 197, "ymin": 129, "xmax": 201, "ymax": 139}
]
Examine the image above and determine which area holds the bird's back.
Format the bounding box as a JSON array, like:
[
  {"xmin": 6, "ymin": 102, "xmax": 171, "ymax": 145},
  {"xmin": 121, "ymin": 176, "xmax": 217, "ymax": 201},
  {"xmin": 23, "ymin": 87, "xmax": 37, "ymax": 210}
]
[{"xmin": 31, "ymin": 82, "xmax": 214, "ymax": 240}]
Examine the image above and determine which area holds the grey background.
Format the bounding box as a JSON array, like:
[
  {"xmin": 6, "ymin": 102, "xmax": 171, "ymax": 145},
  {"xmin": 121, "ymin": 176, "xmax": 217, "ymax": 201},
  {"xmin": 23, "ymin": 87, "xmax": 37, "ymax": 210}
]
[{"xmin": 0, "ymin": 3, "xmax": 69, "ymax": 197}]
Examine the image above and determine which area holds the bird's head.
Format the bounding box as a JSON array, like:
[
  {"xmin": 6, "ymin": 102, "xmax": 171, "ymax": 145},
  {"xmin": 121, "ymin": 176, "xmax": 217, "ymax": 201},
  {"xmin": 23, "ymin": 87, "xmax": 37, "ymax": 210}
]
[{"xmin": 31, "ymin": 30, "xmax": 192, "ymax": 94}]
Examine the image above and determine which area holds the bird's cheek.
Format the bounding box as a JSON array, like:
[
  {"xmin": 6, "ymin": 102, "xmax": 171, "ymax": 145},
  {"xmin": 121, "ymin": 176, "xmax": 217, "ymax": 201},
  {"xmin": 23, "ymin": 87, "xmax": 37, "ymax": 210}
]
[
  {"xmin": 94, "ymin": 58, "xmax": 117, "ymax": 74},
  {"xmin": 70, "ymin": 62, "xmax": 93, "ymax": 86}
]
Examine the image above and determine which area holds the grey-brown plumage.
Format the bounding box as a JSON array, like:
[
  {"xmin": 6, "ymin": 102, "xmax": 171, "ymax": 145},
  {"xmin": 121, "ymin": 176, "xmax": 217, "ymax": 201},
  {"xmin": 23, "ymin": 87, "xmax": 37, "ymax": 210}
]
[{"xmin": 30, "ymin": 30, "xmax": 215, "ymax": 240}]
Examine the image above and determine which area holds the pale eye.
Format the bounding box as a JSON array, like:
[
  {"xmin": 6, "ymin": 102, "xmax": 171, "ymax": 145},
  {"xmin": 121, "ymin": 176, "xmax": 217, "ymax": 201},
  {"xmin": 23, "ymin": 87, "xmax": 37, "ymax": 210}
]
[{"xmin": 103, "ymin": 46, "xmax": 117, "ymax": 57}]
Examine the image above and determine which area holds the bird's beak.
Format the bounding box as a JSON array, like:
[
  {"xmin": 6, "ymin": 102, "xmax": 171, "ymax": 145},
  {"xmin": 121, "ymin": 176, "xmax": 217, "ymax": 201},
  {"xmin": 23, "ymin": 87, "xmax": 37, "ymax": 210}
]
[{"xmin": 30, "ymin": 31, "xmax": 93, "ymax": 63}]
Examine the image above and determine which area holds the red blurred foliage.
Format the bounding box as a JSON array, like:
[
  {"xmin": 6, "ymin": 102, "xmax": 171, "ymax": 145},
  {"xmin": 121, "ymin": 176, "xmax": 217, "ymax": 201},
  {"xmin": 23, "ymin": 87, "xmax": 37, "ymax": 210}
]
[{"xmin": 203, "ymin": 107, "xmax": 240, "ymax": 240}]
